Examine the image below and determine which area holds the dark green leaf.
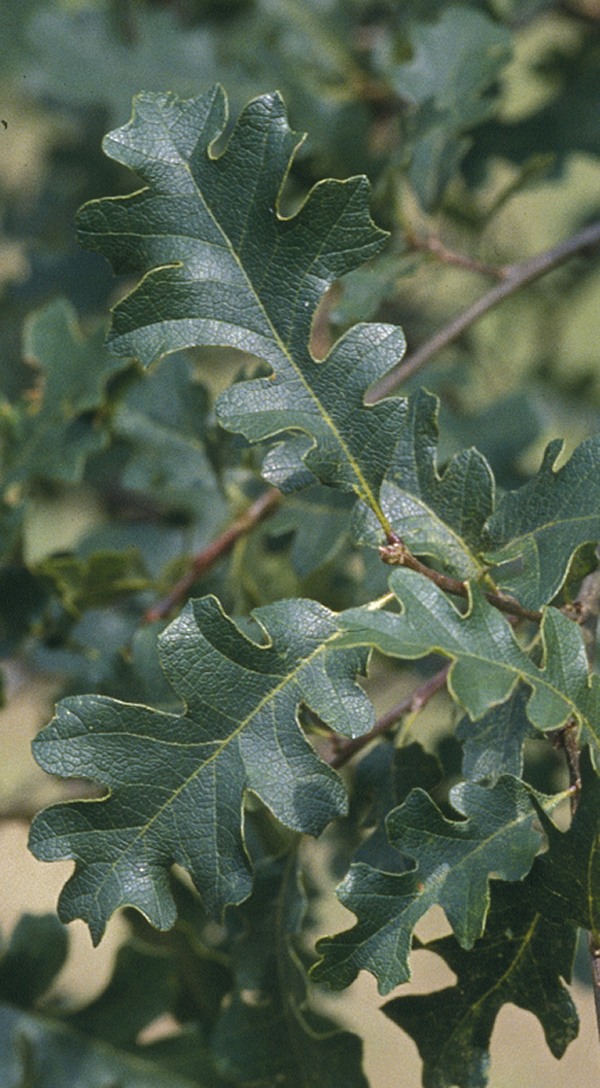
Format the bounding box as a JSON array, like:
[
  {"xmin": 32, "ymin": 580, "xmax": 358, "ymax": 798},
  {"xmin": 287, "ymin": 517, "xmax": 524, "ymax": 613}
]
[
  {"xmin": 383, "ymin": 880, "xmax": 579, "ymax": 1088},
  {"xmin": 76, "ymin": 86, "xmax": 408, "ymax": 529},
  {"xmin": 0, "ymin": 1003, "xmax": 201, "ymax": 1088},
  {"xmin": 355, "ymin": 389, "xmax": 494, "ymax": 580},
  {"xmin": 0, "ymin": 915, "xmax": 68, "ymax": 1010},
  {"xmin": 29, "ymin": 595, "xmax": 373, "ymax": 942},
  {"xmin": 68, "ymin": 942, "xmax": 176, "ymax": 1050},
  {"xmin": 483, "ymin": 435, "xmax": 600, "ymax": 609},
  {"xmin": 456, "ymin": 683, "xmax": 536, "ymax": 783},
  {"xmin": 213, "ymin": 854, "xmax": 368, "ymax": 1087},
  {"xmin": 349, "ymin": 741, "xmax": 442, "ymax": 874},
  {"xmin": 527, "ymin": 746, "xmax": 600, "ymax": 941},
  {"xmin": 338, "ymin": 567, "xmax": 600, "ymax": 737},
  {"xmin": 312, "ymin": 775, "xmax": 545, "ymax": 994}
]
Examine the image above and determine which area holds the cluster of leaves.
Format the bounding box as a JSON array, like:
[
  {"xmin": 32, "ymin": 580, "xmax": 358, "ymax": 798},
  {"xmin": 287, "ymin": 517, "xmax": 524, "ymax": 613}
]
[{"xmin": 3, "ymin": 2, "xmax": 600, "ymax": 1087}]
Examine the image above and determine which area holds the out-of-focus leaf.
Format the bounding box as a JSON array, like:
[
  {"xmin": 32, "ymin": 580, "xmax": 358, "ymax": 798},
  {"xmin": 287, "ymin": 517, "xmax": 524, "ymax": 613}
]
[
  {"xmin": 0, "ymin": 914, "xmax": 68, "ymax": 1010},
  {"xmin": 213, "ymin": 855, "xmax": 368, "ymax": 1087},
  {"xmin": 76, "ymin": 86, "xmax": 408, "ymax": 530},
  {"xmin": 3, "ymin": 299, "xmax": 131, "ymax": 490},
  {"xmin": 0, "ymin": 501, "xmax": 23, "ymax": 566},
  {"xmin": 0, "ymin": 565, "xmax": 50, "ymax": 655},
  {"xmin": 36, "ymin": 550, "xmax": 150, "ymax": 616},
  {"xmin": 263, "ymin": 485, "xmax": 354, "ymax": 579},
  {"xmin": 338, "ymin": 567, "xmax": 600, "ymax": 739},
  {"xmin": 383, "ymin": 879, "xmax": 579, "ymax": 1088},
  {"xmin": 26, "ymin": 1, "xmax": 372, "ymax": 180},
  {"xmin": 464, "ymin": 33, "xmax": 600, "ymax": 180},
  {"xmin": 378, "ymin": 6, "xmax": 511, "ymax": 209},
  {"xmin": 483, "ymin": 435, "xmax": 600, "ymax": 609},
  {"xmin": 112, "ymin": 353, "xmax": 226, "ymax": 525},
  {"xmin": 0, "ymin": 1004, "xmax": 201, "ymax": 1088},
  {"xmin": 68, "ymin": 941, "xmax": 176, "ymax": 1050},
  {"xmin": 355, "ymin": 389, "xmax": 494, "ymax": 581},
  {"xmin": 29, "ymin": 595, "xmax": 373, "ymax": 943},
  {"xmin": 456, "ymin": 683, "xmax": 536, "ymax": 783},
  {"xmin": 312, "ymin": 775, "xmax": 547, "ymax": 994}
]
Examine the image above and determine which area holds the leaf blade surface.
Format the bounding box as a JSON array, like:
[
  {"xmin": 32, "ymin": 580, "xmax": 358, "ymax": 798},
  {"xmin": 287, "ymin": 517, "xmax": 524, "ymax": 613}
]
[
  {"xmin": 76, "ymin": 86, "xmax": 408, "ymax": 526},
  {"xmin": 29, "ymin": 596, "xmax": 373, "ymax": 942},
  {"xmin": 312, "ymin": 776, "xmax": 545, "ymax": 995}
]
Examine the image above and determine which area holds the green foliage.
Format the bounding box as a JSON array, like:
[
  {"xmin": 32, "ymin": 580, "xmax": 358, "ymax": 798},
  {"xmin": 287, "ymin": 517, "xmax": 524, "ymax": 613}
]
[
  {"xmin": 483, "ymin": 435, "xmax": 600, "ymax": 609},
  {"xmin": 339, "ymin": 567, "xmax": 600, "ymax": 739},
  {"xmin": 311, "ymin": 776, "xmax": 554, "ymax": 994},
  {"xmin": 29, "ymin": 595, "xmax": 372, "ymax": 942},
  {"xmin": 376, "ymin": 5, "xmax": 512, "ymax": 210},
  {"xmin": 3, "ymin": 3, "xmax": 600, "ymax": 1085},
  {"xmin": 383, "ymin": 880, "xmax": 579, "ymax": 1088}
]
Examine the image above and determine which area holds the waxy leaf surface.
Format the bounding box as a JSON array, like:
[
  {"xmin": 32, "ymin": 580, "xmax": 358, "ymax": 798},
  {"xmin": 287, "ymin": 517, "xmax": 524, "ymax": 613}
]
[
  {"xmin": 29, "ymin": 596, "xmax": 373, "ymax": 943},
  {"xmin": 384, "ymin": 880, "xmax": 578, "ymax": 1088},
  {"xmin": 338, "ymin": 567, "xmax": 600, "ymax": 737},
  {"xmin": 483, "ymin": 435, "xmax": 600, "ymax": 609},
  {"xmin": 76, "ymin": 86, "xmax": 408, "ymax": 528},
  {"xmin": 312, "ymin": 776, "xmax": 544, "ymax": 995}
]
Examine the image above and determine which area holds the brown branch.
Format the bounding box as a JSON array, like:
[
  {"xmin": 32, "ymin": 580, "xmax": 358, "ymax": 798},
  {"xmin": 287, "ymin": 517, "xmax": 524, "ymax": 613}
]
[
  {"xmin": 143, "ymin": 487, "xmax": 282, "ymax": 624},
  {"xmin": 328, "ymin": 663, "xmax": 451, "ymax": 769},
  {"xmin": 405, "ymin": 229, "xmax": 506, "ymax": 279},
  {"xmin": 366, "ymin": 219, "xmax": 600, "ymax": 402},
  {"xmin": 379, "ymin": 537, "xmax": 543, "ymax": 624}
]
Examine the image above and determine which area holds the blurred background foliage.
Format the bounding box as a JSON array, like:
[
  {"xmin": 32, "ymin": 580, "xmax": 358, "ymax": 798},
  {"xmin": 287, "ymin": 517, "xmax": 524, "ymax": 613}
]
[{"xmin": 2, "ymin": 0, "xmax": 600, "ymax": 1084}]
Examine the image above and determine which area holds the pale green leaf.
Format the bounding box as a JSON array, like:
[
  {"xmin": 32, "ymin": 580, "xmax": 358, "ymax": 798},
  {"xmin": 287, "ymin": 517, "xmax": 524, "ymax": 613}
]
[
  {"xmin": 5, "ymin": 299, "xmax": 131, "ymax": 489},
  {"xmin": 383, "ymin": 6, "xmax": 512, "ymax": 209}
]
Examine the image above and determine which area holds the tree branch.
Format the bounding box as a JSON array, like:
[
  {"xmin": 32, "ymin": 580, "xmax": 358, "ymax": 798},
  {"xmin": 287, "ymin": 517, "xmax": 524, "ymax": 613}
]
[
  {"xmin": 143, "ymin": 487, "xmax": 282, "ymax": 624},
  {"xmin": 366, "ymin": 219, "xmax": 600, "ymax": 402},
  {"xmin": 328, "ymin": 662, "xmax": 451, "ymax": 768},
  {"xmin": 405, "ymin": 229, "xmax": 506, "ymax": 279},
  {"xmin": 379, "ymin": 537, "xmax": 543, "ymax": 624}
]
